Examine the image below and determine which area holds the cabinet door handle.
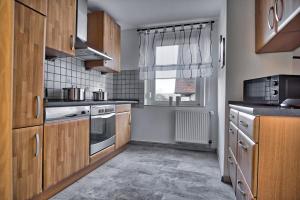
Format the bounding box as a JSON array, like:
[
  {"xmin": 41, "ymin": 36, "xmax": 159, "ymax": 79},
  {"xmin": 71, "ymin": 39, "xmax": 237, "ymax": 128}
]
[
  {"xmin": 268, "ymin": 6, "xmax": 275, "ymax": 30},
  {"xmin": 70, "ymin": 35, "xmax": 75, "ymax": 51},
  {"xmin": 229, "ymin": 128, "xmax": 234, "ymax": 134},
  {"xmin": 239, "ymin": 120, "xmax": 248, "ymax": 128},
  {"xmin": 237, "ymin": 180, "xmax": 246, "ymax": 196},
  {"xmin": 36, "ymin": 96, "xmax": 41, "ymax": 119},
  {"xmin": 275, "ymin": 0, "xmax": 284, "ymax": 22},
  {"xmin": 230, "ymin": 114, "xmax": 235, "ymax": 119},
  {"xmin": 238, "ymin": 140, "xmax": 248, "ymax": 151},
  {"xmin": 35, "ymin": 133, "xmax": 40, "ymax": 157}
]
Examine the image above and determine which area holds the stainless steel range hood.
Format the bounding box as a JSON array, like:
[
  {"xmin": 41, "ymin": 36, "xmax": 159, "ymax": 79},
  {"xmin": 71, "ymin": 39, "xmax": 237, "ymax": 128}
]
[{"xmin": 75, "ymin": 0, "xmax": 112, "ymax": 61}]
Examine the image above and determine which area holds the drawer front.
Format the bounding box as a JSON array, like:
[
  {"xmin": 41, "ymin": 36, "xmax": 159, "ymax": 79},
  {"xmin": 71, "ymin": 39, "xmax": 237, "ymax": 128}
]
[
  {"xmin": 228, "ymin": 147, "xmax": 237, "ymax": 193},
  {"xmin": 238, "ymin": 112, "xmax": 258, "ymax": 142},
  {"xmin": 116, "ymin": 104, "xmax": 131, "ymax": 113},
  {"xmin": 237, "ymin": 130, "xmax": 258, "ymax": 196},
  {"xmin": 229, "ymin": 122, "xmax": 238, "ymax": 157},
  {"xmin": 236, "ymin": 165, "xmax": 255, "ymax": 200},
  {"xmin": 229, "ymin": 109, "xmax": 239, "ymax": 125}
]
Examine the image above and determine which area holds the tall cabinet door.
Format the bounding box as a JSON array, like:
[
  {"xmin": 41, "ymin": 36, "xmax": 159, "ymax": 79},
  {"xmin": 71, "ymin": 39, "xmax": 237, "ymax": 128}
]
[
  {"xmin": 13, "ymin": 126, "xmax": 43, "ymax": 200},
  {"xmin": 16, "ymin": 0, "xmax": 48, "ymax": 15},
  {"xmin": 43, "ymin": 119, "xmax": 90, "ymax": 189},
  {"xmin": 13, "ymin": 2, "xmax": 45, "ymax": 129},
  {"xmin": 46, "ymin": 0, "xmax": 76, "ymax": 57}
]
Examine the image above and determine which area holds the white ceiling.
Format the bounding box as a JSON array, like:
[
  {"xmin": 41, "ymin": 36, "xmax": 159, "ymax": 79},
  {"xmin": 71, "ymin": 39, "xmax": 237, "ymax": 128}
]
[{"xmin": 88, "ymin": 0, "xmax": 222, "ymax": 30}]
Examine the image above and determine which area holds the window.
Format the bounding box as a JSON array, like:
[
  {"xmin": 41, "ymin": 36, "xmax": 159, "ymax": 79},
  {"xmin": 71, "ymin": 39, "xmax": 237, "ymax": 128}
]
[{"xmin": 144, "ymin": 45, "xmax": 206, "ymax": 106}]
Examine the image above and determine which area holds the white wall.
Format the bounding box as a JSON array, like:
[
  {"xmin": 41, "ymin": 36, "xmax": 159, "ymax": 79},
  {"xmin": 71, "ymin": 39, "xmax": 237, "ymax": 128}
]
[
  {"xmin": 217, "ymin": 0, "xmax": 300, "ymax": 177},
  {"xmin": 217, "ymin": 0, "xmax": 227, "ymax": 177},
  {"xmin": 122, "ymin": 21, "xmax": 220, "ymax": 148},
  {"xmin": 120, "ymin": 29, "xmax": 139, "ymax": 70},
  {"xmin": 227, "ymin": 0, "xmax": 298, "ymax": 101}
]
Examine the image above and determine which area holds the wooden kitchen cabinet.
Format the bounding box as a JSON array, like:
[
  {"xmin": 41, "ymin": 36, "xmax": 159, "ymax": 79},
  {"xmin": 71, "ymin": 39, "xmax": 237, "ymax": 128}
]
[
  {"xmin": 13, "ymin": 2, "xmax": 45, "ymax": 129},
  {"xmin": 13, "ymin": 126, "xmax": 43, "ymax": 200},
  {"xmin": 16, "ymin": 0, "xmax": 47, "ymax": 15},
  {"xmin": 45, "ymin": 0, "xmax": 76, "ymax": 57},
  {"xmin": 276, "ymin": 0, "xmax": 300, "ymax": 30},
  {"xmin": 115, "ymin": 105, "xmax": 131, "ymax": 149},
  {"xmin": 86, "ymin": 11, "xmax": 121, "ymax": 72},
  {"xmin": 43, "ymin": 118, "xmax": 89, "ymax": 189},
  {"xmin": 229, "ymin": 105, "xmax": 300, "ymax": 200},
  {"xmin": 255, "ymin": 0, "xmax": 300, "ymax": 53}
]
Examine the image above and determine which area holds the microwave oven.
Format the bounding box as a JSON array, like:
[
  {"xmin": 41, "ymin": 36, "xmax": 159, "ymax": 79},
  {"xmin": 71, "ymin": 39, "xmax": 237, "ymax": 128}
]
[{"xmin": 243, "ymin": 75, "xmax": 300, "ymax": 105}]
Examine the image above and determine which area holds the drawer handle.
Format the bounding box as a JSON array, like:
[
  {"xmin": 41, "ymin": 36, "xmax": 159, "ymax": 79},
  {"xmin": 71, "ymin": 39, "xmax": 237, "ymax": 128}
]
[
  {"xmin": 237, "ymin": 180, "xmax": 246, "ymax": 196},
  {"xmin": 238, "ymin": 140, "xmax": 248, "ymax": 151},
  {"xmin": 274, "ymin": 0, "xmax": 284, "ymax": 22},
  {"xmin": 35, "ymin": 133, "xmax": 40, "ymax": 157},
  {"xmin": 268, "ymin": 6, "xmax": 275, "ymax": 30},
  {"xmin": 239, "ymin": 120, "xmax": 249, "ymax": 128},
  {"xmin": 228, "ymin": 156, "xmax": 234, "ymax": 165}
]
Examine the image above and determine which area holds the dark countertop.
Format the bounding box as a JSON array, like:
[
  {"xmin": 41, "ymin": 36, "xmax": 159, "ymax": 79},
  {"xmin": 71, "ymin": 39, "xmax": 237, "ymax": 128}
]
[
  {"xmin": 229, "ymin": 101, "xmax": 300, "ymax": 116},
  {"xmin": 44, "ymin": 99, "xmax": 139, "ymax": 107}
]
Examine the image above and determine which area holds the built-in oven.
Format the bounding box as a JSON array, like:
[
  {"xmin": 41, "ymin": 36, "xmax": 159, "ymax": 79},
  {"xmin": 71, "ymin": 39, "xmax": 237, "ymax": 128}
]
[{"xmin": 90, "ymin": 105, "xmax": 115, "ymax": 155}]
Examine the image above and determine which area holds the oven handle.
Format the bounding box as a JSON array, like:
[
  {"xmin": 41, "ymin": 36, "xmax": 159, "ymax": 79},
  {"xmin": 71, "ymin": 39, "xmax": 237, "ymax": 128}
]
[{"xmin": 91, "ymin": 113, "xmax": 115, "ymax": 119}]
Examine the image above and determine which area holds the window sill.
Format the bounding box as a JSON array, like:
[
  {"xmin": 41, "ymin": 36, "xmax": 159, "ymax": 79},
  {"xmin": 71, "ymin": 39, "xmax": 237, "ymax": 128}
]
[{"xmin": 143, "ymin": 104, "xmax": 204, "ymax": 108}]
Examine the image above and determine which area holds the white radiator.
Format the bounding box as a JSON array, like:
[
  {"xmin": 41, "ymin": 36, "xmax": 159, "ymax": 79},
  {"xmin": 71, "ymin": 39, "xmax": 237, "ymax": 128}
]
[{"xmin": 175, "ymin": 111, "xmax": 211, "ymax": 144}]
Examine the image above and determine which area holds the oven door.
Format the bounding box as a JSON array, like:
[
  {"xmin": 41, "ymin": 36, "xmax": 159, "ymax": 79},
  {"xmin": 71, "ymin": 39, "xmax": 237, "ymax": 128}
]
[{"xmin": 90, "ymin": 113, "xmax": 115, "ymax": 155}]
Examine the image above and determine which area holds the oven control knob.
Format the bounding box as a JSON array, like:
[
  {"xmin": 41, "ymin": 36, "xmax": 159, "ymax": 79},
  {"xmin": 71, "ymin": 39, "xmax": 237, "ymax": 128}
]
[
  {"xmin": 272, "ymin": 80, "xmax": 278, "ymax": 86},
  {"xmin": 81, "ymin": 111, "xmax": 86, "ymax": 115},
  {"xmin": 272, "ymin": 90, "xmax": 278, "ymax": 95}
]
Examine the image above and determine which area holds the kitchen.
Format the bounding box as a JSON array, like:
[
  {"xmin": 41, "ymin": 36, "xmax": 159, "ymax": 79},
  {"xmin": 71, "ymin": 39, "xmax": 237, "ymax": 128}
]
[{"xmin": 0, "ymin": 0, "xmax": 300, "ymax": 200}]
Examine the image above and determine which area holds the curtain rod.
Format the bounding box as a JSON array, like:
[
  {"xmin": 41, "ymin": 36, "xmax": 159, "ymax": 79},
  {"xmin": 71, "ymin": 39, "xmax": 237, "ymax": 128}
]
[{"xmin": 137, "ymin": 20, "xmax": 215, "ymax": 32}]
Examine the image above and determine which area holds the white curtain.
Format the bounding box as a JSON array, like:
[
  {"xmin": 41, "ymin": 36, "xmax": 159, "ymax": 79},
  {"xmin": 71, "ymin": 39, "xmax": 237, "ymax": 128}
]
[{"xmin": 138, "ymin": 23, "xmax": 213, "ymax": 80}]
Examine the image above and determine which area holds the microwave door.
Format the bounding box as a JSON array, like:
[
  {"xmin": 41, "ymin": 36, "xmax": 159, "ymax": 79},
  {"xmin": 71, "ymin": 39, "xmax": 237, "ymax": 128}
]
[{"xmin": 244, "ymin": 79, "xmax": 269, "ymax": 103}]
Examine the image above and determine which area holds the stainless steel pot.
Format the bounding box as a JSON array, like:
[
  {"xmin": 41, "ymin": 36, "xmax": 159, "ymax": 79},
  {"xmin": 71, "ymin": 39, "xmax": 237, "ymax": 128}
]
[
  {"xmin": 93, "ymin": 89, "xmax": 108, "ymax": 101},
  {"xmin": 63, "ymin": 87, "xmax": 86, "ymax": 101}
]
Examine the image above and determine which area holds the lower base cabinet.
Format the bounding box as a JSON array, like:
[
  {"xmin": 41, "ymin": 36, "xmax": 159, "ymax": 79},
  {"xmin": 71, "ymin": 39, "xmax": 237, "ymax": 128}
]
[
  {"xmin": 13, "ymin": 126, "xmax": 43, "ymax": 200},
  {"xmin": 43, "ymin": 118, "xmax": 89, "ymax": 189},
  {"xmin": 228, "ymin": 148, "xmax": 237, "ymax": 193},
  {"xmin": 229, "ymin": 106, "xmax": 300, "ymax": 200},
  {"xmin": 115, "ymin": 106, "xmax": 131, "ymax": 149},
  {"xmin": 236, "ymin": 165, "xmax": 255, "ymax": 200}
]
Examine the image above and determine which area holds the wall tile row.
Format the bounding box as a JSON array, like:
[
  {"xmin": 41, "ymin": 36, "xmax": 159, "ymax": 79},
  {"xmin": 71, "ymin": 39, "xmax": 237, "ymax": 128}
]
[
  {"xmin": 44, "ymin": 57, "xmax": 113, "ymax": 99},
  {"xmin": 44, "ymin": 58, "xmax": 144, "ymax": 104},
  {"xmin": 113, "ymin": 70, "xmax": 144, "ymax": 105}
]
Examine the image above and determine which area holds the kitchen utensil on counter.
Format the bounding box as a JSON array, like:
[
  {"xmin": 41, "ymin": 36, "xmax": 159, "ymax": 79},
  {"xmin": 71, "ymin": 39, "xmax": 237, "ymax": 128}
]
[
  {"xmin": 63, "ymin": 87, "xmax": 86, "ymax": 101},
  {"xmin": 93, "ymin": 89, "xmax": 108, "ymax": 101}
]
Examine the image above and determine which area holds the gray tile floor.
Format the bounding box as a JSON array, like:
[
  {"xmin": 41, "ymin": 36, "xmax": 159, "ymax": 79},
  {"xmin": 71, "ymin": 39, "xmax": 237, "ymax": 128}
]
[{"xmin": 51, "ymin": 144, "xmax": 235, "ymax": 200}]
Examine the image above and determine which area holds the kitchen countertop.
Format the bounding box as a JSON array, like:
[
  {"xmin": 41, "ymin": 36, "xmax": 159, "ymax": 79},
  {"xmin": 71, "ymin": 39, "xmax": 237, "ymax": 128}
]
[
  {"xmin": 44, "ymin": 99, "xmax": 139, "ymax": 107},
  {"xmin": 229, "ymin": 101, "xmax": 300, "ymax": 116}
]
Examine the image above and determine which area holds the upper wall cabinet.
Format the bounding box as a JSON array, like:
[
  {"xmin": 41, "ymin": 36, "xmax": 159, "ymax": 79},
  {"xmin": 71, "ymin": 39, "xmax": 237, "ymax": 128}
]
[
  {"xmin": 16, "ymin": 0, "xmax": 47, "ymax": 15},
  {"xmin": 45, "ymin": 0, "xmax": 76, "ymax": 57},
  {"xmin": 256, "ymin": 0, "xmax": 300, "ymax": 53},
  {"xmin": 13, "ymin": 2, "xmax": 45, "ymax": 129},
  {"xmin": 86, "ymin": 11, "xmax": 121, "ymax": 73}
]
